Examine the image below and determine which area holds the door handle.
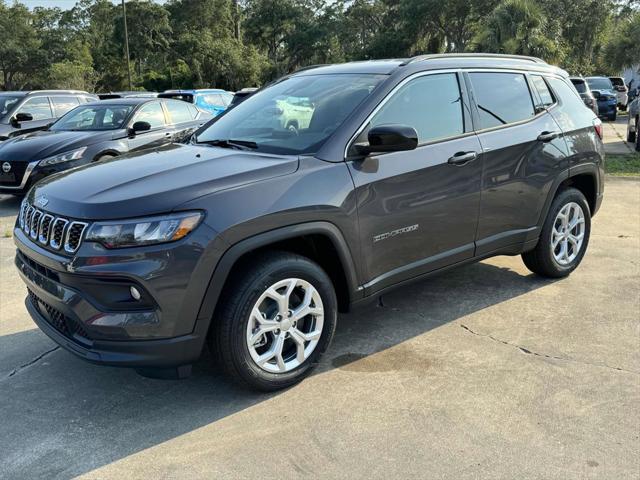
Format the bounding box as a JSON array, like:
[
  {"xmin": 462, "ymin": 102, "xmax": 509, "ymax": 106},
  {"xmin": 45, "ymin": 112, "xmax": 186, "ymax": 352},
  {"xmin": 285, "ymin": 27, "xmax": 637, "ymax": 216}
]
[
  {"xmin": 447, "ymin": 151, "xmax": 478, "ymax": 166},
  {"xmin": 537, "ymin": 131, "xmax": 560, "ymax": 142}
]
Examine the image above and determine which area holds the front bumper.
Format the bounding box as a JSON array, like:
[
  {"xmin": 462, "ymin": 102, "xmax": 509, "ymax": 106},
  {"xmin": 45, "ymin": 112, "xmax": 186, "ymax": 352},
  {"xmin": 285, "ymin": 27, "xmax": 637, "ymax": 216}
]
[
  {"xmin": 14, "ymin": 223, "xmax": 217, "ymax": 368},
  {"xmin": 0, "ymin": 161, "xmax": 39, "ymax": 194}
]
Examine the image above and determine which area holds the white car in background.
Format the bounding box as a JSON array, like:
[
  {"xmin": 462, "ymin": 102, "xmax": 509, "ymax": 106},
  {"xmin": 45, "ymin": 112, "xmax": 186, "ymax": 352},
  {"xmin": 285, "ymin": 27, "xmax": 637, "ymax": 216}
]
[{"xmin": 610, "ymin": 76, "xmax": 629, "ymax": 110}]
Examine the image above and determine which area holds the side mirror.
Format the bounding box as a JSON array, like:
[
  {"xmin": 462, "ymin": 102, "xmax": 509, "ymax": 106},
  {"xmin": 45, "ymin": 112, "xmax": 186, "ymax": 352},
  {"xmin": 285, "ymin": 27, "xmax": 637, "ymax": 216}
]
[
  {"xmin": 355, "ymin": 124, "xmax": 418, "ymax": 156},
  {"xmin": 592, "ymin": 91, "xmax": 601, "ymax": 99},
  {"xmin": 130, "ymin": 121, "xmax": 151, "ymax": 134},
  {"xmin": 11, "ymin": 112, "xmax": 33, "ymax": 126}
]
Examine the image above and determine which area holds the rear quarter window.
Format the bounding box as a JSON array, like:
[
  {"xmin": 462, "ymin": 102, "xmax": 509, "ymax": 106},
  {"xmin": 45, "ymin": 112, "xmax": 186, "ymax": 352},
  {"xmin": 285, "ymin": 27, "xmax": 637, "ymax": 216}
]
[
  {"xmin": 469, "ymin": 72, "xmax": 535, "ymax": 129},
  {"xmin": 546, "ymin": 76, "xmax": 595, "ymax": 130}
]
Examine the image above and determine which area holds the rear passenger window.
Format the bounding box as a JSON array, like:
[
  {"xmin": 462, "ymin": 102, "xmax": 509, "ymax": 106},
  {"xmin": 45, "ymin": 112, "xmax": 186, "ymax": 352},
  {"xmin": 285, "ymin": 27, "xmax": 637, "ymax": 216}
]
[
  {"xmin": 368, "ymin": 73, "xmax": 464, "ymax": 144},
  {"xmin": 165, "ymin": 101, "xmax": 193, "ymax": 124},
  {"xmin": 469, "ymin": 72, "xmax": 535, "ymax": 129},
  {"xmin": 51, "ymin": 96, "xmax": 80, "ymax": 116},
  {"xmin": 530, "ymin": 75, "xmax": 555, "ymax": 109},
  {"xmin": 546, "ymin": 77, "xmax": 592, "ymax": 117}
]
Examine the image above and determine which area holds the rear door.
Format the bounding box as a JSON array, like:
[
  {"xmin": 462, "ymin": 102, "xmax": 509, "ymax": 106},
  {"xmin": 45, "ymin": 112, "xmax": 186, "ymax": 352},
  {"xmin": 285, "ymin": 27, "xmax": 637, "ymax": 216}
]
[
  {"xmin": 347, "ymin": 71, "xmax": 483, "ymax": 293},
  {"xmin": 127, "ymin": 101, "xmax": 171, "ymax": 151},
  {"xmin": 51, "ymin": 96, "xmax": 80, "ymax": 118},
  {"xmin": 467, "ymin": 71, "xmax": 568, "ymax": 255},
  {"xmin": 163, "ymin": 100, "xmax": 201, "ymax": 142}
]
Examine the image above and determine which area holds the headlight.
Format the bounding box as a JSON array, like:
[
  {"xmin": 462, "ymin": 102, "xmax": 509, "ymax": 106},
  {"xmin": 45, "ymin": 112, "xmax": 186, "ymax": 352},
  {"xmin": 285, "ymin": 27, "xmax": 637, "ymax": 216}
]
[
  {"xmin": 39, "ymin": 147, "xmax": 87, "ymax": 167},
  {"xmin": 85, "ymin": 212, "xmax": 203, "ymax": 248}
]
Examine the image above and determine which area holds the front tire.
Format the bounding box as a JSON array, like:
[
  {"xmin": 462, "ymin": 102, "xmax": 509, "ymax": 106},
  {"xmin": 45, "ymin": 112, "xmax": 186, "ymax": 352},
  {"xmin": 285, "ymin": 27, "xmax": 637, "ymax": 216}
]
[
  {"xmin": 522, "ymin": 187, "xmax": 591, "ymax": 278},
  {"xmin": 608, "ymin": 111, "xmax": 617, "ymax": 121},
  {"xmin": 211, "ymin": 251, "xmax": 337, "ymax": 391}
]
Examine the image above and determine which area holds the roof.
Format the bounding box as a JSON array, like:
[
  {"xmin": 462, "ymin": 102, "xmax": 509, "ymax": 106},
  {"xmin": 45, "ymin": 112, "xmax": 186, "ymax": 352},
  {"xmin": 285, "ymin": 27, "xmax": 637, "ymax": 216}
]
[
  {"xmin": 0, "ymin": 90, "xmax": 92, "ymax": 96},
  {"xmin": 292, "ymin": 54, "xmax": 567, "ymax": 77},
  {"xmin": 160, "ymin": 89, "xmax": 229, "ymax": 95},
  {"xmin": 86, "ymin": 97, "xmax": 157, "ymax": 106}
]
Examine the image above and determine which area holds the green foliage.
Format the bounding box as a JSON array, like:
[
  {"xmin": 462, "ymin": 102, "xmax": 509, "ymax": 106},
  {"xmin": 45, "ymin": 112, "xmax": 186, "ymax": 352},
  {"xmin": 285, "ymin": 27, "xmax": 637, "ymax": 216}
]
[
  {"xmin": 0, "ymin": 0, "xmax": 637, "ymax": 92},
  {"xmin": 605, "ymin": 153, "xmax": 640, "ymax": 176}
]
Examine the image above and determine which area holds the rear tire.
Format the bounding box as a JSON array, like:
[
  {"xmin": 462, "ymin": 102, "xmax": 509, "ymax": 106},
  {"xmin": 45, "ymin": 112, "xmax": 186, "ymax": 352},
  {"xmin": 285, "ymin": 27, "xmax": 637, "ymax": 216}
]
[
  {"xmin": 628, "ymin": 129, "xmax": 636, "ymax": 143},
  {"xmin": 522, "ymin": 187, "xmax": 591, "ymax": 278},
  {"xmin": 211, "ymin": 251, "xmax": 337, "ymax": 391}
]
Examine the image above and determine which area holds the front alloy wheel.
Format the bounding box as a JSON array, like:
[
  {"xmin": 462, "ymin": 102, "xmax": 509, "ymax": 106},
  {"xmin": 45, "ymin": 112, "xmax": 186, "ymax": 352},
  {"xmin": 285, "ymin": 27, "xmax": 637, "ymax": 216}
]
[
  {"xmin": 212, "ymin": 251, "xmax": 337, "ymax": 391},
  {"xmin": 246, "ymin": 278, "xmax": 324, "ymax": 373}
]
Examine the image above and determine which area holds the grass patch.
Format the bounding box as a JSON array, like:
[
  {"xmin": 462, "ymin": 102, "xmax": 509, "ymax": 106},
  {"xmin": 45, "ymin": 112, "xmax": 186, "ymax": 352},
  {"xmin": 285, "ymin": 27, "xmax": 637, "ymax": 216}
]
[
  {"xmin": 3, "ymin": 229, "xmax": 12, "ymax": 238},
  {"xmin": 606, "ymin": 153, "xmax": 640, "ymax": 176}
]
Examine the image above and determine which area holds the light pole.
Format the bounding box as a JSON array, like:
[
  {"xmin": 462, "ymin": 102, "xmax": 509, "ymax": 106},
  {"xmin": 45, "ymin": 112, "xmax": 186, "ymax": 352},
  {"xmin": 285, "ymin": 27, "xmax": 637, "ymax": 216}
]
[{"xmin": 122, "ymin": 0, "xmax": 132, "ymax": 90}]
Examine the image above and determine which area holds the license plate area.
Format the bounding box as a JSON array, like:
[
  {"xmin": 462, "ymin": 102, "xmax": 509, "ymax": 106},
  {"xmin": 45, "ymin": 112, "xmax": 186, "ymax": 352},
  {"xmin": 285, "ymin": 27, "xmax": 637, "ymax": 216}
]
[{"xmin": 0, "ymin": 172, "xmax": 16, "ymax": 183}]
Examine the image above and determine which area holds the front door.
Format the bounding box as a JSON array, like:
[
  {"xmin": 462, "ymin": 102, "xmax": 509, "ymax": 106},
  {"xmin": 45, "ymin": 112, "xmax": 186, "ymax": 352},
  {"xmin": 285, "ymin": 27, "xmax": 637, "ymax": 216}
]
[
  {"xmin": 127, "ymin": 101, "xmax": 171, "ymax": 151},
  {"xmin": 347, "ymin": 72, "xmax": 483, "ymax": 294},
  {"xmin": 11, "ymin": 96, "xmax": 55, "ymax": 137}
]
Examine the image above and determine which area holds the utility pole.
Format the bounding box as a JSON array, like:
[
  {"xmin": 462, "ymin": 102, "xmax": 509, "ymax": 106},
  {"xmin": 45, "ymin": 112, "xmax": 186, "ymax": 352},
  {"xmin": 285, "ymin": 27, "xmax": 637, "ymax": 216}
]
[{"xmin": 122, "ymin": 0, "xmax": 132, "ymax": 91}]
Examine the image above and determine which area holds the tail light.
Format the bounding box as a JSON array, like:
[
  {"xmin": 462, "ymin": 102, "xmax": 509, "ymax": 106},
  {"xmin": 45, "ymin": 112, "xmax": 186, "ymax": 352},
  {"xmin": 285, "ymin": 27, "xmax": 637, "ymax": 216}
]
[{"xmin": 593, "ymin": 118, "xmax": 603, "ymax": 140}]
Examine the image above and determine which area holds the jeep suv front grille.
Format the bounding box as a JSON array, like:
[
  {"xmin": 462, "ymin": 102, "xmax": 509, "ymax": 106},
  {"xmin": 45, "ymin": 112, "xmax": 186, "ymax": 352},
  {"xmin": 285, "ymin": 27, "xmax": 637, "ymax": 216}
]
[{"xmin": 19, "ymin": 200, "xmax": 89, "ymax": 254}]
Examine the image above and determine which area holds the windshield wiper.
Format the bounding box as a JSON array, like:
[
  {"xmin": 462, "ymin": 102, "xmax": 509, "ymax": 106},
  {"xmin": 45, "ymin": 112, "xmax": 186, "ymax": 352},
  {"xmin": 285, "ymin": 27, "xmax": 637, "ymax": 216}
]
[{"xmin": 197, "ymin": 138, "xmax": 258, "ymax": 150}]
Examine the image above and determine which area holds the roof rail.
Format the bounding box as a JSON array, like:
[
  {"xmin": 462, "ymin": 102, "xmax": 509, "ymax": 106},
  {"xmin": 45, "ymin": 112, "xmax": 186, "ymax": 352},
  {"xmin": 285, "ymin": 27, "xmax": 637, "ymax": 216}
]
[
  {"xmin": 27, "ymin": 89, "xmax": 91, "ymax": 95},
  {"xmin": 400, "ymin": 53, "xmax": 547, "ymax": 66}
]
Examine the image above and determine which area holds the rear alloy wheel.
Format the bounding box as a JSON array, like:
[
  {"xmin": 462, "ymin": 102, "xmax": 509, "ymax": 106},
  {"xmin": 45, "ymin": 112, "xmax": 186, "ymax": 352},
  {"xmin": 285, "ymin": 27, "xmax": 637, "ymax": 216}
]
[
  {"xmin": 212, "ymin": 251, "xmax": 337, "ymax": 391},
  {"xmin": 522, "ymin": 187, "xmax": 591, "ymax": 278}
]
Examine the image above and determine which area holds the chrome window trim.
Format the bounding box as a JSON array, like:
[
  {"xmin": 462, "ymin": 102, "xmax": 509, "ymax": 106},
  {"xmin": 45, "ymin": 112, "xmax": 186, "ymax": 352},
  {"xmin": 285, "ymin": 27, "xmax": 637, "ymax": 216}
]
[{"xmin": 0, "ymin": 160, "xmax": 40, "ymax": 191}]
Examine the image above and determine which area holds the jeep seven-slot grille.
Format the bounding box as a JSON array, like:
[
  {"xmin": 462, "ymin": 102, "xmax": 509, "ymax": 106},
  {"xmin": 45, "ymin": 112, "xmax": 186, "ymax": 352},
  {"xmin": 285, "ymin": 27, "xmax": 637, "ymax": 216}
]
[{"xmin": 19, "ymin": 200, "xmax": 89, "ymax": 254}]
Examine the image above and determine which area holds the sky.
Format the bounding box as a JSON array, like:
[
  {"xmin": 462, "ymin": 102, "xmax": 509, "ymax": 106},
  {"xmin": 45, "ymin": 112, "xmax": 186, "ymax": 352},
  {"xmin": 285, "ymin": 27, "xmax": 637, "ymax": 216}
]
[{"xmin": 17, "ymin": 0, "xmax": 165, "ymax": 9}]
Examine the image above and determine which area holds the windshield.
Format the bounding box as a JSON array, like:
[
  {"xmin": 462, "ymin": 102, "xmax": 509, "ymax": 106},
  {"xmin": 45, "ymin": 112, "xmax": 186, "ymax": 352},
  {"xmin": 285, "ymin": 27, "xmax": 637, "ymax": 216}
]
[
  {"xmin": 196, "ymin": 73, "xmax": 384, "ymax": 155},
  {"xmin": 586, "ymin": 77, "xmax": 613, "ymax": 91},
  {"xmin": 571, "ymin": 80, "xmax": 587, "ymax": 93},
  {"xmin": 610, "ymin": 77, "xmax": 624, "ymax": 87},
  {"xmin": 50, "ymin": 104, "xmax": 134, "ymax": 131},
  {"xmin": 0, "ymin": 95, "xmax": 22, "ymax": 118}
]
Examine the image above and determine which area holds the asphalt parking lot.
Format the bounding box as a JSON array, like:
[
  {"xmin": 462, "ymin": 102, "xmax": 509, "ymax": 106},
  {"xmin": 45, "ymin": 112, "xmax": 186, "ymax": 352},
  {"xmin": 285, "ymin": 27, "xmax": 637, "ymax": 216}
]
[{"xmin": 1, "ymin": 175, "xmax": 639, "ymax": 479}]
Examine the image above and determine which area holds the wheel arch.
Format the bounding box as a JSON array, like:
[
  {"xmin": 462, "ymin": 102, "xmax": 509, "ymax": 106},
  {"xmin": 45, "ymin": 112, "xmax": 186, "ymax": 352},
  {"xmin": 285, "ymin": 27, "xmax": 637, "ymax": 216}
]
[
  {"xmin": 92, "ymin": 149, "xmax": 120, "ymax": 162},
  {"xmin": 197, "ymin": 222, "xmax": 362, "ymax": 332}
]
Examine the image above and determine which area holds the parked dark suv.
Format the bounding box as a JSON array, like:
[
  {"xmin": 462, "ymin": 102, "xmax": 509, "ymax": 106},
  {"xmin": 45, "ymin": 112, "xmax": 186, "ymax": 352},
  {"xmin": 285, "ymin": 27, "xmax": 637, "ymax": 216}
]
[
  {"xmin": 14, "ymin": 54, "xmax": 604, "ymax": 390},
  {"xmin": 0, "ymin": 90, "xmax": 98, "ymax": 141},
  {"xmin": 0, "ymin": 98, "xmax": 211, "ymax": 195}
]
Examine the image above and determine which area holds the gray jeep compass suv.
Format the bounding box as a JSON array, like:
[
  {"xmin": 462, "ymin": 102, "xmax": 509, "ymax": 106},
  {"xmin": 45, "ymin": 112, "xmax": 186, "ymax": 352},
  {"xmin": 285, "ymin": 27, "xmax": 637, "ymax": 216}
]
[{"xmin": 14, "ymin": 54, "xmax": 605, "ymax": 390}]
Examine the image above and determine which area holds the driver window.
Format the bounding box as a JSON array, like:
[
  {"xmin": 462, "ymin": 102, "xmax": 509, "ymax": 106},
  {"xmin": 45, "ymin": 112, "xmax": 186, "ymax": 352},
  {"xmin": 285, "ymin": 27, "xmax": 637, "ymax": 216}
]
[
  {"xmin": 367, "ymin": 73, "xmax": 464, "ymax": 144},
  {"xmin": 133, "ymin": 102, "xmax": 166, "ymax": 128},
  {"xmin": 17, "ymin": 97, "xmax": 54, "ymax": 121}
]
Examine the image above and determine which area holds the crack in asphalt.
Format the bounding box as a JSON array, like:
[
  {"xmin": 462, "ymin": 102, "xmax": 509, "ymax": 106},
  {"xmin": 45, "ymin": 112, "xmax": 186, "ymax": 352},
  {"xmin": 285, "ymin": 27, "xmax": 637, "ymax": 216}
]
[
  {"xmin": 459, "ymin": 324, "xmax": 639, "ymax": 375},
  {"xmin": 6, "ymin": 346, "xmax": 60, "ymax": 379}
]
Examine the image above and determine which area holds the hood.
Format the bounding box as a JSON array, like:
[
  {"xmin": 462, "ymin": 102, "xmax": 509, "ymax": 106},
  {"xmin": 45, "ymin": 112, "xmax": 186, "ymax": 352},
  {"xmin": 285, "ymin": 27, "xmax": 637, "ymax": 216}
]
[
  {"xmin": 29, "ymin": 143, "xmax": 299, "ymax": 219},
  {"xmin": 0, "ymin": 129, "xmax": 115, "ymax": 162}
]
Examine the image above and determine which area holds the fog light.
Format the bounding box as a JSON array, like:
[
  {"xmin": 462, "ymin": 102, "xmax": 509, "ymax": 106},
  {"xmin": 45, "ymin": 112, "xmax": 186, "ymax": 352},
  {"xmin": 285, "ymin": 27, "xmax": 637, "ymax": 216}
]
[{"xmin": 130, "ymin": 286, "xmax": 141, "ymax": 301}]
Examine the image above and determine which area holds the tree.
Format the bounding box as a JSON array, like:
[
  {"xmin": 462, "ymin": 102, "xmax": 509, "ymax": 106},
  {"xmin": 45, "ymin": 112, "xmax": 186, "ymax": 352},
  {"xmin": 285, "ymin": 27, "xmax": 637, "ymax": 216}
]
[
  {"xmin": 0, "ymin": 2, "xmax": 48, "ymax": 89},
  {"xmin": 472, "ymin": 0, "xmax": 563, "ymax": 63}
]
